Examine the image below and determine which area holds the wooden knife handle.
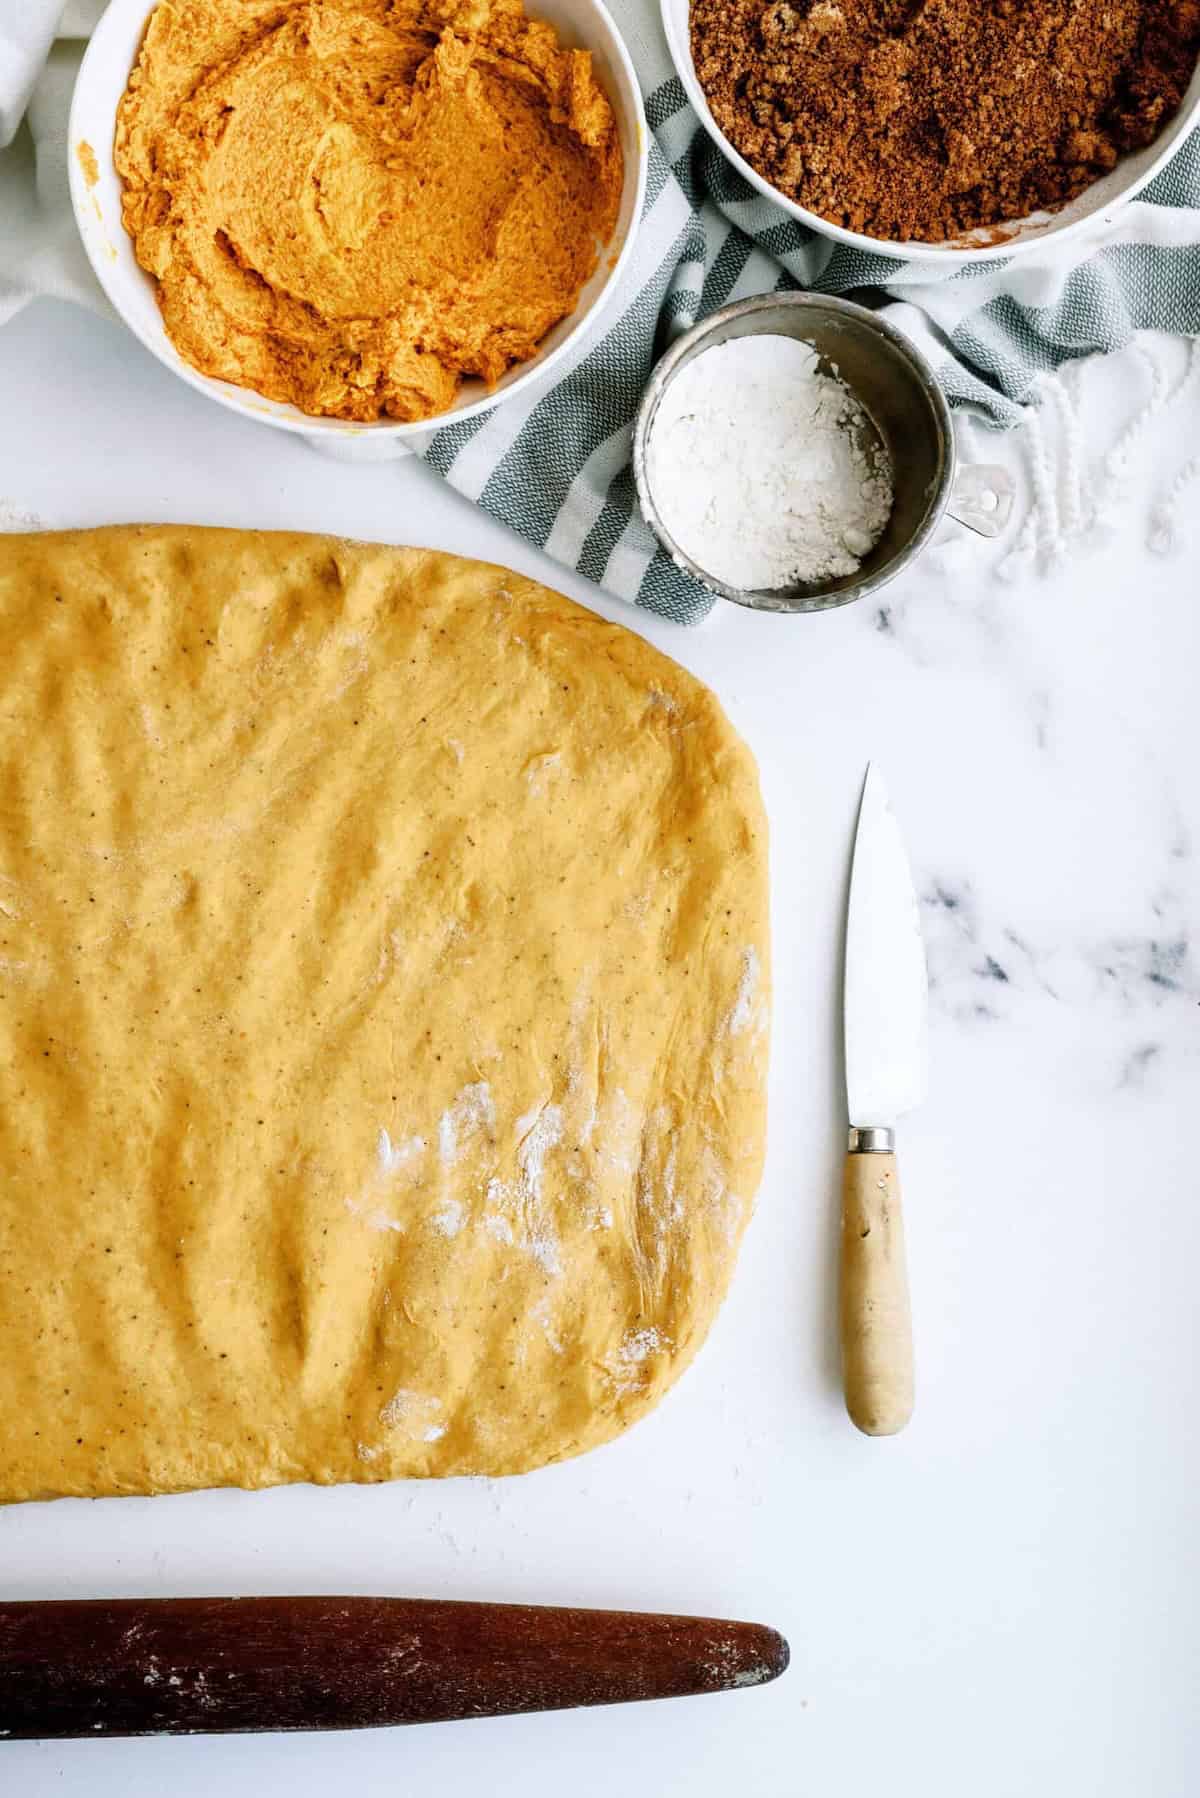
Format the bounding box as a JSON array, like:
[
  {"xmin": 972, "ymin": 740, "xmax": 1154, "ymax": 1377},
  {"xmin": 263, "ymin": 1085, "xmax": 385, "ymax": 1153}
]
[
  {"xmin": 0, "ymin": 1597, "xmax": 789, "ymax": 1739},
  {"xmin": 840, "ymin": 1150, "xmax": 914, "ymax": 1436}
]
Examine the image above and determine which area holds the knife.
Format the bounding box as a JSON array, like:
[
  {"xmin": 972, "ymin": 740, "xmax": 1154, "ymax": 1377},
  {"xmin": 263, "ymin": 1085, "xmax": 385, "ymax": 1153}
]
[
  {"xmin": 0, "ymin": 1597, "xmax": 789, "ymax": 1739},
  {"xmin": 840, "ymin": 764, "xmax": 928, "ymax": 1437}
]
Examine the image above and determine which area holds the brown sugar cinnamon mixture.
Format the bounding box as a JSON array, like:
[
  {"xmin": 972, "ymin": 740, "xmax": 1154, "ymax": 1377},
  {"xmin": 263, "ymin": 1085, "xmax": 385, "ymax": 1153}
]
[{"xmin": 690, "ymin": 0, "xmax": 1200, "ymax": 242}]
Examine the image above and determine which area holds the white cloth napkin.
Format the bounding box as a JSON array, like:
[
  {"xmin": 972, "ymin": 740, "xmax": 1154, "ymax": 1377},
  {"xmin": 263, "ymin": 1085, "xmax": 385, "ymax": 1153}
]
[
  {"xmin": 0, "ymin": 2, "xmax": 109, "ymax": 325},
  {"xmin": 0, "ymin": 2, "xmax": 63, "ymax": 147}
]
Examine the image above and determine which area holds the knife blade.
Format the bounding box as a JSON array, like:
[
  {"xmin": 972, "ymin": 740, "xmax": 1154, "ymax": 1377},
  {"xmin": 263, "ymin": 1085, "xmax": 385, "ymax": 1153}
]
[
  {"xmin": 845, "ymin": 764, "xmax": 928, "ymax": 1130},
  {"xmin": 839, "ymin": 764, "xmax": 927, "ymax": 1437}
]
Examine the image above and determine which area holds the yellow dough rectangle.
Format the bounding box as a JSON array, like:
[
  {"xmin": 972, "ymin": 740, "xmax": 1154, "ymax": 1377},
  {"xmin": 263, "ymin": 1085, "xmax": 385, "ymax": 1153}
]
[{"xmin": 0, "ymin": 527, "xmax": 769, "ymax": 1502}]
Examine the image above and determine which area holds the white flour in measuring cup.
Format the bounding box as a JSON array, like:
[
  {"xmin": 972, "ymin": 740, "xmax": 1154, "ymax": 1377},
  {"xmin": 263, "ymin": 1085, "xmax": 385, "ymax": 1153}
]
[{"xmin": 646, "ymin": 334, "xmax": 894, "ymax": 591}]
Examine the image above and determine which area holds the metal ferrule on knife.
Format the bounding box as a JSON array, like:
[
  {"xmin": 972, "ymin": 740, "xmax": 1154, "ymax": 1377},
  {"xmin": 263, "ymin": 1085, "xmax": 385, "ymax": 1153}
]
[{"xmin": 848, "ymin": 1126, "xmax": 895, "ymax": 1153}]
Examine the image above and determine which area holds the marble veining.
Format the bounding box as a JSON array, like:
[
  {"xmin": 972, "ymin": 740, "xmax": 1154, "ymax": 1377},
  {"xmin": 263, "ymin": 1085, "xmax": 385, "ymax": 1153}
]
[{"xmin": 920, "ymin": 869, "xmax": 1198, "ymax": 1088}]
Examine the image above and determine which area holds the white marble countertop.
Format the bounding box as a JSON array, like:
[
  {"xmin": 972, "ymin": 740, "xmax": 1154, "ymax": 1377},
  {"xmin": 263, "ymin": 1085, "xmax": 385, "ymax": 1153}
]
[{"xmin": 1, "ymin": 300, "xmax": 1197, "ymax": 1797}]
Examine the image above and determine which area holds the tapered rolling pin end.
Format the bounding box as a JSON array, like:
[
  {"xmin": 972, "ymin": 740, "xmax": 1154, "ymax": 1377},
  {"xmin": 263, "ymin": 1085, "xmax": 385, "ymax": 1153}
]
[
  {"xmin": 693, "ymin": 1620, "xmax": 790, "ymax": 1692},
  {"xmin": 0, "ymin": 1598, "xmax": 789, "ymax": 1739}
]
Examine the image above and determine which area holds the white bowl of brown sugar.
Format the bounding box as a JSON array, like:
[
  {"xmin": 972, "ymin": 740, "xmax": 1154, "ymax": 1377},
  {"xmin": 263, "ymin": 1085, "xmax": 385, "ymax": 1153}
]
[{"xmin": 663, "ymin": 0, "xmax": 1200, "ymax": 261}]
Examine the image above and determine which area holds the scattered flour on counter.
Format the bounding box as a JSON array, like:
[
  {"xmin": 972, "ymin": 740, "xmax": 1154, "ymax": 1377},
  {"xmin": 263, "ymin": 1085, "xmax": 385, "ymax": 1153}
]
[
  {"xmin": 646, "ymin": 335, "xmax": 894, "ymax": 591},
  {"xmin": 0, "ymin": 502, "xmax": 45, "ymax": 533}
]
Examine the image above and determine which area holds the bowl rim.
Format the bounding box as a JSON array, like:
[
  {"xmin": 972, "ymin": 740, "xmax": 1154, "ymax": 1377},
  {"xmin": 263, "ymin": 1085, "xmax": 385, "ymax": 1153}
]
[
  {"xmin": 67, "ymin": 0, "xmax": 649, "ymax": 441},
  {"xmin": 660, "ymin": 0, "xmax": 1200, "ymax": 265},
  {"xmin": 631, "ymin": 291, "xmax": 956, "ymax": 615}
]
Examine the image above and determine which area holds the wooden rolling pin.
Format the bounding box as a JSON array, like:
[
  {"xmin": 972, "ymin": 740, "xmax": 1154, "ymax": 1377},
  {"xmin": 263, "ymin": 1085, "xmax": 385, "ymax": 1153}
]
[{"xmin": 0, "ymin": 1597, "xmax": 788, "ymax": 1739}]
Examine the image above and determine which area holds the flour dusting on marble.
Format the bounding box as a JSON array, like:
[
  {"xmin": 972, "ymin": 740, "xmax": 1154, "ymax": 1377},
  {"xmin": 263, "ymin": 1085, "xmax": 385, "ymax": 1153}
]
[{"xmin": 0, "ymin": 502, "xmax": 45, "ymax": 533}]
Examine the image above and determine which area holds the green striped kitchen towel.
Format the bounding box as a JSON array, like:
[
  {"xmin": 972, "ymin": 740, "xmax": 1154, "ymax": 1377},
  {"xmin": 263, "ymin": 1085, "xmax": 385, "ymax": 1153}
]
[{"xmin": 414, "ymin": 0, "xmax": 1200, "ymax": 626}]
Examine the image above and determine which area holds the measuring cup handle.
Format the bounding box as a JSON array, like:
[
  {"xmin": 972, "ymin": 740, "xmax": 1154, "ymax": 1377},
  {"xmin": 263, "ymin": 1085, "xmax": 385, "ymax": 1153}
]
[{"xmin": 947, "ymin": 464, "xmax": 1014, "ymax": 538}]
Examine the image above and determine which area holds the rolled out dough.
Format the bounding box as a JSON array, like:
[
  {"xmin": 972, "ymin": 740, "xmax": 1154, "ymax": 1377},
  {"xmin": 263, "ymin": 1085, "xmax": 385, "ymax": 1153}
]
[{"xmin": 0, "ymin": 527, "xmax": 769, "ymax": 1502}]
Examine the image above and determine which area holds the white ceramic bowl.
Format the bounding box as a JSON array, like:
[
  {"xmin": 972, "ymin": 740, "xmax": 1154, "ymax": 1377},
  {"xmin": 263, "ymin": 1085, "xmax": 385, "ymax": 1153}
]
[
  {"xmin": 661, "ymin": 0, "xmax": 1200, "ymax": 264},
  {"xmin": 69, "ymin": 0, "xmax": 648, "ymax": 446}
]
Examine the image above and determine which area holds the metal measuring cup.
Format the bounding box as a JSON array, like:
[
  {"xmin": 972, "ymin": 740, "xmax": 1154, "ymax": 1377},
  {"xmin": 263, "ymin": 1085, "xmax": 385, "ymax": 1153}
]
[{"xmin": 632, "ymin": 292, "xmax": 1013, "ymax": 615}]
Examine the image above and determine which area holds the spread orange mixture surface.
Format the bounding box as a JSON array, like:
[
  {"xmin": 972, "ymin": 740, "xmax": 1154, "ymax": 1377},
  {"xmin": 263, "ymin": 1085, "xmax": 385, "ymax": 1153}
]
[{"xmin": 114, "ymin": 0, "xmax": 623, "ymax": 422}]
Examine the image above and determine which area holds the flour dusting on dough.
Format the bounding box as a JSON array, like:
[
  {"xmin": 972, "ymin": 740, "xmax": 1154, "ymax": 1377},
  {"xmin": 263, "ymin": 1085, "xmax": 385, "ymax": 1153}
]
[
  {"xmin": 344, "ymin": 1196, "xmax": 405, "ymax": 1233},
  {"xmin": 516, "ymin": 1103, "xmax": 563, "ymax": 1196},
  {"xmin": 604, "ymin": 1326, "xmax": 670, "ymax": 1394},
  {"xmin": 516, "ymin": 1103, "xmax": 565, "ymax": 1274},
  {"xmin": 431, "ymin": 1196, "xmax": 465, "ymax": 1238},
  {"xmin": 482, "ymin": 1205, "xmax": 514, "ymax": 1245},
  {"xmin": 139, "ymin": 704, "xmax": 165, "ymax": 750},
  {"xmin": 725, "ymin": 946, "xmax": 767, "ymax": 1039},
  {"xmin": 344, "ymin": 1128, "xmax": 426, "ymax": 1231},
  {"xmin": 525, "ymin": 750, "xmax": 563, "ymax": 796},
  {"xmin": 378, "ymin": 1129, "xmax": 425, "ymax": 1176},
  {"xmin": 595, "ymin": 1086, "xmax": 639, "ymax": 1180},
  {"xmin": 482, "ymin": 1102, "xmax": 565, "ymax": 1274},
  {"xmin": 438, "ymin": 1082, "xmax": 495, "ymax": 1165},
  {"xmin": 380, "ymin": 1389, "xmax": 444, "ymax": 1442},
  {"xmin": 531, "ymin": 1294, "xmax": 565, "ymax": 1355}
]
